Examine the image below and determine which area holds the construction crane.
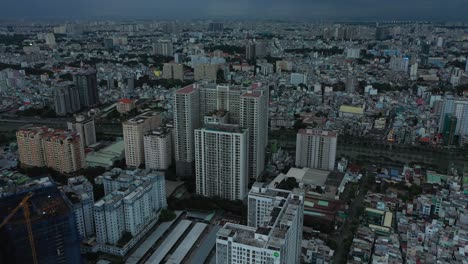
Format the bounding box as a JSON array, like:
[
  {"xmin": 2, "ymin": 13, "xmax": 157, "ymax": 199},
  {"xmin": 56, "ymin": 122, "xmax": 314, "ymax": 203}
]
[{"xmin": 0, "ymin": 192, "xmax": 38, "ymax": 264}]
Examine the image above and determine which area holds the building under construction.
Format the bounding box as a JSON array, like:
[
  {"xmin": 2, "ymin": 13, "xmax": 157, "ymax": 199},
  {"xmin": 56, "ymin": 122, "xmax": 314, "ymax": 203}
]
[{"xmin": 0, "ymin": 173, "xmax": 81, "ymax": 264}]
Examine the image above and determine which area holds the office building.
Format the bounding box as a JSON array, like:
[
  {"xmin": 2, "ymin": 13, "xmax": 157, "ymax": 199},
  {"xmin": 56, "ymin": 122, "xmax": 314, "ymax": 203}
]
[
  {"xmin": 255, "ymin": 40, "xmax": 269, "ymax": 58},
  {"xmin": 67, "ymin": 115, "xmax": 96, "ymax": 148},
  {"xmin": 174, "ymin": 84, "xmax": 201, "ymax": 177},
  {"xmin": 153, "ymin": 40, "xmax": 173, "ymax": 57},
  {"xmin": 62, "ymin": 176, "xmax": 95, "ymax": 240},
  {"xmin": 74, "ymin": 69, "xmax": 100, "ymax": 108},
  {"xmin": 0, "ymin": 176, "xmax": 81, "ymax": 264},
  {"xmin": 94, "ymin": 169, "xmax": 166, "ymax": 255},
  {"xmin": 123, "ymin": 111, "xmax": 161, "ymax": 167},
  {"xmin": 54, "ymin": 84, "xmax": 81, "ymax": 115},
  {"xmin": 16, "ymin": 127, "xmax": 86, "ymax": 173},
  {"xmin": 116, "ymin": 98, "xmax": 135, "ymax": 114},
  {"xmin": 162, "ymin": 62, "xmax": 184, "ymax": 80},
  {"xmin": 144, "ymin": 127, "xmax": 172, "ymax": 170},
  {"xmin": 217, "ymin": 183, "xmax": 304, "ymax": 264},
  {"xmin": 295, "ymin": 129, "xmax": 337, "ymax": 171},
  {"xmin": 195, "ymin": 124, "xmax": 248, "ymax": 201}
]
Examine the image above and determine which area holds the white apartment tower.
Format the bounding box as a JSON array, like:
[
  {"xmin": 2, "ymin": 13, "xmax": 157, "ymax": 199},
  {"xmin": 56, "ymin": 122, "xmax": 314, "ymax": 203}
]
[
  {"xmin": 64, "ymin": 176, "xmax": 95, "ymax": 240},
  {"xmin": 144, "ymin": 127, "xmax": 172, "ymax": 170},
  {"xmin": 174, "ymin": 84, "xmax": 201, "ymax": 177},
  {"xmin": 94, "ymin": 169, "xmax": 166, "ymax": 250},
  {"xmin": 295, "ymin": 129, "xmax": 337, "ymax": 171},
  {"xmin": 195, "ymin": 124, "xmax": 248, "ymax": 200},
  {"xmin": 123, "ymin": 111, "xmax": 161, "ymax": 167},
  {"xmin": 174, "ymin": 82, "xmax": 268, "ymax": 179},
  {"xmin": 216, "ymin": 183, "xmax": 304, "ymax": 264},
  {"xmin": 240, "ymin": 90, "xmax": 269, "ymax": 179},
  {"xmin": 68, "ymin": 115, "xmax": 96, "ymax": 148}
]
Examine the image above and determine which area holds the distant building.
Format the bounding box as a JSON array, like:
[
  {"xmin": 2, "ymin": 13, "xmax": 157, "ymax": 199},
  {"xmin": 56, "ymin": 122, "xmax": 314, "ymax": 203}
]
[
  {"xmin": 195, "ymin": 124, "xmax": 248, "ymax": 200},
  {"xmin": 54, "ymin": 84, "xmax": 81, "ymax": 115},
  {"xmin": 346, "ymin": 48, "xmax": 361, "ymax": 59},
  {"xmin": 290, "ymin": 73, "xmax": 307, "ymax": 86},
  {"xmin": 410, "ymin": 63, "xmax": 419, "ymax": 81},
  {"xmin": 123, "ymin": 111, "xmax": 161, "ymax": 168},
  {"xmin": 375, "ymin": 27, "xmax": 390, "ymax": 40},
  {"xmin": 217, "ymin": 183, "xmax": 304, "ymax": 264},
  {"xmin": 438, "ymin": 99, "xmax": 468, "ymax": 145},
  {"xmin": 295, "ymin": 129, "xmax": 337, "ymax": 171},
  {"xmin": 16, "ymin": 127, "xmax": 86, "ymax": 173},
  {"xmin": 162, "ymin": 62, "xmax": 184, "ymax": 80},
  {"xmin": 245, "ymin": 42, "xmax": 256, "ymax": 60},
  {"xmin": 116, "ymin": 98, "xmax": 135, "ymax": 114},
  {"xmin": 194, "ymin": 64, "xmax": 219, "ymax": 81},
  {"xmin": 74, "ymin": 69, "xmax": 100, "ymax": 108},
  {"xmin": 346, "ymin": 75, "xmax": 357, "ymax": 93},
  {"xmin": 389, "ymin": 57, "xmax": 409, "ymax": 72},
  {"xmin": 68, "ymin": 115, "xmax": 96, "ymax": 148},
  {"xmin": 144, "ymin": 127, "xmax": 172, "ymax": 170},
  {"xmin": 153, "ymin": 40, "xmax": 173, "ymax": 57},
  {"xmin": 103, "ymin": 38, "xmax": 114, "ymax": 49},
  {"xmin": 208, "ymin": 22, "xmax": 224, "ymax": 32}
]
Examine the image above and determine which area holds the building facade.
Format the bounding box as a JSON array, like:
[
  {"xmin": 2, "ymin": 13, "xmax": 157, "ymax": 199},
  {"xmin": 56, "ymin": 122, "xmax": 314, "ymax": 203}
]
[
  {"xmin": 54, "ymin": 84, "xmax": 81, "ymax": 116},
  {"xmin": 217, "ymin": 183, "xmax": 304, "ymax": 264},
  {"xmin": 295, "ymin": 129, "xmax": 337, "ymax": 171},
  {"xmin": 17, "ymin": 127, "xmax": 86, "ymax": 173},
  {"xmin": 74, "ymin": 69, "xmax": 99, "ymax": 108},
  {"xmin": 68, "ymin": 115, "xmax": 96, "ymax": 148},
  {"xmin": 195, "ymin": 124, "xmax": 248, "ymax": 200},
  {"xmin": 123, "ymin": 111, "xmax": 161, "ymax": 167},
  {"xmin": 144, "ymin": 127, "xmax": 173, "ymax": 170}
]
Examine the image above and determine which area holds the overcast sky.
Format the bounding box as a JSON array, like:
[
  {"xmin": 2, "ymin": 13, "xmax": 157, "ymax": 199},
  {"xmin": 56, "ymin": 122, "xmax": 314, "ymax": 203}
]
[{"xmin": 1, "ymin": 0, "xmax": 467, "ymax": 21}]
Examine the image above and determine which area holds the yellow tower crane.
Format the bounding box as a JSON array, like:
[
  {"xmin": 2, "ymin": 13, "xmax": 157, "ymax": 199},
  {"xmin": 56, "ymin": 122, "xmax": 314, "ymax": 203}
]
[{"xmin": 0, "ymin": 192, "xmax": 38, "ymax": 264}]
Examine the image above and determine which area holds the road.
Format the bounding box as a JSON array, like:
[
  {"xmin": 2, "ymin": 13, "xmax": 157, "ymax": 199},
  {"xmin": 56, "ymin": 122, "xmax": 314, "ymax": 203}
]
[{"xmin": 332, "ymin": 172, "xmax": 368, "ymax": 264}]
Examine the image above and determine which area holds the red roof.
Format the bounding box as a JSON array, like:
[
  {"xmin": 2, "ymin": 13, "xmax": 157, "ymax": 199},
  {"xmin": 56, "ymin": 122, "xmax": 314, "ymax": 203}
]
[
  {"xmin": 176, "ymin": 84, "xmax": 196, "ymax": 94},
  {"xmin": 119, "ymin": 98, "xmax": 133, "ymax": 104}
]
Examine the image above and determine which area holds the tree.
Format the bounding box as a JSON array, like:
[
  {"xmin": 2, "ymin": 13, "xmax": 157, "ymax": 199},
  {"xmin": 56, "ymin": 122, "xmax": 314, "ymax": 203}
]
[{"xmin": 159, "ymin": 209, "xmax": 176, "ymax": 222}]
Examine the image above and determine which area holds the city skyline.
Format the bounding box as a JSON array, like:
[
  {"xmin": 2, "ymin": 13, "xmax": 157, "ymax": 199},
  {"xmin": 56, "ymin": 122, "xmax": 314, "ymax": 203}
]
[{"xmin": 1, "ymin": 0, "xmax": 467, "ymax": 21}]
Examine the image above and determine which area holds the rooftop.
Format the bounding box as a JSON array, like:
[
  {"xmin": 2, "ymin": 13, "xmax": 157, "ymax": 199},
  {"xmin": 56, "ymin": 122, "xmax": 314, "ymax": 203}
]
[
  {"xmin": 176, "ymin": 84, "xmax": 197, "ymax": 94},
  {"xmin": 298, "ymin": 128, "xmax": 337, "ymax": 138}
]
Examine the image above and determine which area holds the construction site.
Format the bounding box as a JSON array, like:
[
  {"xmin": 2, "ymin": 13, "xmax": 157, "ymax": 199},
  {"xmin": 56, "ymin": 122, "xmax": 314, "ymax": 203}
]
[{"xmin": 0, "ymin": 174, "xmax": 81, "ymax": 264}]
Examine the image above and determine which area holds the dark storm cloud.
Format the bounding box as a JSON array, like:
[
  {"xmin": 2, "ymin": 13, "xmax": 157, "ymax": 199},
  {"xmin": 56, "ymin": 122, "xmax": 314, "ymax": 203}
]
[{"xmin": 1, "ymin": 0, "xmax": 466, "ymax": 20}]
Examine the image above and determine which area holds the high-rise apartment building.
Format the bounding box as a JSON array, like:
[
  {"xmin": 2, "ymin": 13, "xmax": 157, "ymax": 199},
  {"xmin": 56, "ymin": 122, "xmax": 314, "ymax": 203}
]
[
  {"xmin": 240, "ymin": 90, "xmax": 269, "ymax": 179},
  {"xmin": 62, "ymin": 176, "xmax": 95, "ymax": 240},
  {"xmin": 174, "ymin": 84, "xmax": 201, "ymax": 177},
  {"xmin": 208, "ymin": 22, "xmax": 224, "ymax": 32},
  {"xmin": 174, "ymin": 83, "xmax": 268, "ymax": 179},
  {"xmin": 94, "ymin": 169, "xmax": 166, "ymax": 255},
  {"xmin": 54, "ymin": 84, "xmax": 81, "ymax": 115},
  {"xmin": 295, "ymin": 129, "xmax": 337, "ymax": 171},
  {"xmin": 162, "ymin": 62, "xmax": 184, "ymax": 80},
  {"xmin": 217, "ymin": 183, "xmax": 304, "ymax": 264},
  {"xmin": 16, "ymin": 127, "xmax": 86, "ymax": 173},
  {"xmin": 195, "ymin": 124, "xmax": 248, "ymax": 200},
  {"xmin": 68, "ymin": 115, "xmax": 96, "ymax": 148},
  {"xmin": 389, "ymin": 57, "xmax": 409, "ymax": 72},
  {"xmin": 144, "ymin": 127, "xmax": 172, "ymax": 170},
  {"xmin": 74, "ymin": 69, "xmax": 100, "ymax": 108},
  {"xmin": 116, "ymin": 98, "xmax": 135, "ymax": 114},
  {"xmin": 123, "ymin": 111, "xmax": 161, "ymax": 167},
  {"xmin": 438, "ymin": 99, "xmax": 468, "ymax": 145},
  {"xmin": 153, "ymin": 40, "xmax": 173, "ymax": 57}
]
